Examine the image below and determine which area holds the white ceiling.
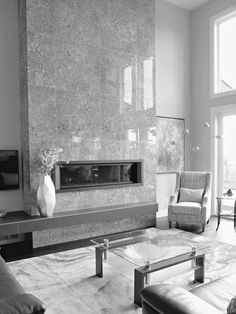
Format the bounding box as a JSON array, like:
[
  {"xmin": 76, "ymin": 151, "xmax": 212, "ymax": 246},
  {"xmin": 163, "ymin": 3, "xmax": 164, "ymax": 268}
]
[{"xmin": 165, "ymin": 0, "xmax": 212, "ymax": 11}]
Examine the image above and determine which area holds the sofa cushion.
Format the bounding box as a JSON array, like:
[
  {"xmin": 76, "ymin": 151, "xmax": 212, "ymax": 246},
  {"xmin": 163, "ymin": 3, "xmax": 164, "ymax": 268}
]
[
  {"xmin": 0, "ymin": 256, "xmax": 46, "ymax": 313},
  {"xmin": 227, "ymin": 296, "xmax": 236, "ymax": 314},
  {"xmin": 0, "ymin": 293, "xmax": 46, "ymax": 314},
  {"xmin": 141, "ymin": 284, "xmax": 221, "ymax": 314},
  {"xmin": 142, "ymin": 301, "xmax": 159, "ymax": 314},
  {"xmin": 191, "ymin": 273, "xmax": 236, "ymax": 313},
  {"xmin": 0, "ymin": 272, "xmax": 24, "ymax": 298},
  {"xmin": 179, "ymin": 188, "xmax": 204, "ymax": 203},
  {"xmin": 0, "ymin": 255, "xmax": 10, "ymax": 273},
  {"xmin": 172, "ymin": 202, "xmax": 202, "ymax": 215}
]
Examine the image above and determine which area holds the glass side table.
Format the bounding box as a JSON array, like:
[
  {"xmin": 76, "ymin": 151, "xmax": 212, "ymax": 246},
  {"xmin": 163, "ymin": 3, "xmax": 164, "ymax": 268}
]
[{"xmin": 216, "ymin": 196, "xmax": 236, "ymax": 231}]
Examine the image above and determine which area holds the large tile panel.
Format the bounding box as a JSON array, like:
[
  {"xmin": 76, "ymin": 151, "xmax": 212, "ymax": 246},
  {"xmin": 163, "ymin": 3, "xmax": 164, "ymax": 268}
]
[{"xmin": 20, "ymin": 0, "xmax": 157, "ymax": 233}]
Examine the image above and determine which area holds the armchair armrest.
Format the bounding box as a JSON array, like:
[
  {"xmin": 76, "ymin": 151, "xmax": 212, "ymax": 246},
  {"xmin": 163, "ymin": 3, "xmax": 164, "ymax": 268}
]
[
  {"xmin": 202, "ymin": 195, "xmax": 208, "ymax": 207},
  {"xmin": 202, "ymin": 178, "xmax": 211, "ymax": 206},
  {"xmin": 141, "ymin": 284, "xmax": 221, "ymax": 314},
  {"xmin": 169, "ymin": 172, "xmax": 180, "ymax": 206},
  {"xmin": 169, "ymin": 192, "xmax": 178, "ymax": 205}
]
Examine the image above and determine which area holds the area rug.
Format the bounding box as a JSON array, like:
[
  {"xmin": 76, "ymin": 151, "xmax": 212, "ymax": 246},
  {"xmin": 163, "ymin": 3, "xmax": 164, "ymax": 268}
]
[{"xmin": 8, "ymin": 228, "xmax": 236, "ymax": 314}]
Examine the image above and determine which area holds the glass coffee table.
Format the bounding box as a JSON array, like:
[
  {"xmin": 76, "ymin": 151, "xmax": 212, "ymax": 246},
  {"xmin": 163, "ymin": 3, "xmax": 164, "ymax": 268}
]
[{"xmin": 91, "ymin": 228, "xmax": 208, "ymax": 307}]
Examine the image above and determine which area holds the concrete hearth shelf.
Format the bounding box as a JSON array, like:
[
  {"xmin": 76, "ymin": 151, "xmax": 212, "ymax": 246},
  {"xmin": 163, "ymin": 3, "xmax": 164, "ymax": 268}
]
[{"xmin": 0, "ymin": 202, "xmax": 158, "ymax": 237}]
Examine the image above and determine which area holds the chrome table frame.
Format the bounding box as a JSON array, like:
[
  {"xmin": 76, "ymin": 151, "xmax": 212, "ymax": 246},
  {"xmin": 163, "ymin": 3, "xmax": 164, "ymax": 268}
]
[{"xmin": 94, "ymin": 239, "xmax": 205, "ymax": 307}]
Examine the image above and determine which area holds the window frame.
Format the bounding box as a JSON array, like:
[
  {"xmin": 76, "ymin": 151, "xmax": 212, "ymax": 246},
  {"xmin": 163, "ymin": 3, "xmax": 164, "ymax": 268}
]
[
  {"xmin": 211, "ymin": 104, "xmax": 236, "ymax": 214},
  {"xmin": 210, "ymin": 5, "xmax": 236, "ymax": 98}
]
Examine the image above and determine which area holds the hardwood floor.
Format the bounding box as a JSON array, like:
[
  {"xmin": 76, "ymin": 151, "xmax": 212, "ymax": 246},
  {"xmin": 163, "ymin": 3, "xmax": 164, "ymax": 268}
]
[{"xmin": 156, "ymin": 215, "xmax": 236, "ymax": 246}]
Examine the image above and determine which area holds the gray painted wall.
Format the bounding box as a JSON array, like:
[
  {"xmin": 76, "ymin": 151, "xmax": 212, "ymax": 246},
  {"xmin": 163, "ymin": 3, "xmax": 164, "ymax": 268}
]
[
  {"xmin": 155, "ymin": 0, "xmax": 191, "ymax": 215},
  {"xmin": 156, "ymin": 0, "xmax": 190, "ymax": 119},
  {"xmin": 0, "ymin": 0, "xmax": 23, "ymax": 212},
  {"xmin": 191, "ymin": 0, "xmax": 236, "ymax": 172}
]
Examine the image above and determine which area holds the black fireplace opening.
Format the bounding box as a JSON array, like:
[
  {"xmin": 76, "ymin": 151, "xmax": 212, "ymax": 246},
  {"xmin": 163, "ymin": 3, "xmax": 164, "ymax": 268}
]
[{"xmin": 54, "ymin": 160, "xmax": 143, "ymax": 192}]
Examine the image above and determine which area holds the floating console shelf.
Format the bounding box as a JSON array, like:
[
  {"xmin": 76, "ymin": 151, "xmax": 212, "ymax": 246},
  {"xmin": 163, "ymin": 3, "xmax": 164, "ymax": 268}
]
[
  {"xmin": 54, "ymin": 160, "xmax": 143, "ymax": 192},
  {"xmin": 0, "ymin": 202, "xmax": 158, "ymax": 238}
]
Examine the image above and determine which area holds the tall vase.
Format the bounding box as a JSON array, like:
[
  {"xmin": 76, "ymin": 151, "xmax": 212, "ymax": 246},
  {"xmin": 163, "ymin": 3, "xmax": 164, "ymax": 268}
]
[{"xmin": 37, "ymin": 175, "xmax": 56, "ymax": 217}]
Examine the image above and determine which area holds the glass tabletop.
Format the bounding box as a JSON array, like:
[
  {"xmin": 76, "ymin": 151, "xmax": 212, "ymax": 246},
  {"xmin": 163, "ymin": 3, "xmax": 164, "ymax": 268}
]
[{"xmin": 91, "ymin": 228, "xmax": 209, "ymax": 267}]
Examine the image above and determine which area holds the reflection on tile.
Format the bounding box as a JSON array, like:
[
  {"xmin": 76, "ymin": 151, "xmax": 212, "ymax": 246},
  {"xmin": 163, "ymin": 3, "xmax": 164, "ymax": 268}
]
[
  {"xmin": 30, "ymin": 284, "xmax": 91, "ymax": 314},
  {"xmin": 9, "ymin": 257, "xmax": 64, "ymax": 291},
  {"xmin": 21, "ymin": 0, "xmax": 157, "ymax": 225},
  {"xmin": 10, "ymin": 246, "xmax": 142, "ymax": 314},
  {"xmin": 9, "ymin": 229, "xmax": 236, "ymax": 314}
]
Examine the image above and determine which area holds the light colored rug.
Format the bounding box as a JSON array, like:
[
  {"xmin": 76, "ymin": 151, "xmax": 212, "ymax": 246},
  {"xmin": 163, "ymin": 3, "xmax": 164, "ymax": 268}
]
[{"xmin": 9, "ymin": 228, "xmax": 236, "ymax": 314}]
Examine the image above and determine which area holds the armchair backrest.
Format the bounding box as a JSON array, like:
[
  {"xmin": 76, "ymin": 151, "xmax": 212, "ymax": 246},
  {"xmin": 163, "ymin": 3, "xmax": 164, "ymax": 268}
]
[
  {"xmin": 175, "ymin": 171, "xmax": 211, "ymax": 199},
  {"xmin": 180, "ymin": 171, "xmax": 211, "ymax": 190}
]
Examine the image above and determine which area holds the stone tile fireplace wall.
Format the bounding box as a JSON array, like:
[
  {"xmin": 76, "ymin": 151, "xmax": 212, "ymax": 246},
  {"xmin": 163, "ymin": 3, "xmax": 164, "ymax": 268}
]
[{"xmin": 19, "ymin": 0, "xmax": 156, "ymax": 244}]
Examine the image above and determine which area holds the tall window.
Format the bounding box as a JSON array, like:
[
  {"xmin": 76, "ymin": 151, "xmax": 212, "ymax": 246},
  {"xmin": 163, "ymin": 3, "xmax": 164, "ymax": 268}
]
[
  {"xmin": 215, "ymin": 112, "xmax": 236, "ymax": 214},
  {"xmin": 211, "ymin": 7, "xmax": 236, "ymax": 96},
  {"xmin": 221, "ymin": 115, "xmax": 236, "ymax": 195}
]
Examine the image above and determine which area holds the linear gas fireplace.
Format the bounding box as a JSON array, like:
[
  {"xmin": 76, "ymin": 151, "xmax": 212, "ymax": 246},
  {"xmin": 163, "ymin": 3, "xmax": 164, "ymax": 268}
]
[{"xmin": 54, "ymin": 160, "xmax": 143, "ymax": 192}]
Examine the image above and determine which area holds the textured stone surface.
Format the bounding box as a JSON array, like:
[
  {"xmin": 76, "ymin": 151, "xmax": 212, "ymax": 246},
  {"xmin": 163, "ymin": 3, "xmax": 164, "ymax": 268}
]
[
  {"xmin": 9, "ymin": 229, "xmax": 236, "ymax": 313},
  {"xmin": 19, "ymin": 0, "xmax": 157, "ymax": 235},
  {"xmin": 19, "ymin": 0, "xmax": 31, "ymax": 214},
  {"xmin": 33, "ymin": 213, "xmax": 156, "ymax": 248}
]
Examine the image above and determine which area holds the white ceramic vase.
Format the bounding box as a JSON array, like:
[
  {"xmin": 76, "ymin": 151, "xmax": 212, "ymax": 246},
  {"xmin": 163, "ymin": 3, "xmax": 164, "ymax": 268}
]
[{"xmin": 37, "ymin": 175, "xmax": 56, "ymax": 217}]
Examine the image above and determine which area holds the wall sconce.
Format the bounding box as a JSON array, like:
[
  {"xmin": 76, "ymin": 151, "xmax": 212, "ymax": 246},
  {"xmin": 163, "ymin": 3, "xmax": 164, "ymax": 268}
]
[
  {"xmin": 191, "ymin": 146, "xmax": 200, "ymax": 161},
  {"xmin": 202, "ymin": 122, "xmax": 210, "ymax": 128},
  {"xmin": 191, "ymin": 146, "xmax": 200, "ymax": 153},
  {"xmin": 183, "ymin": 122, "xmax": 223, "ymax": 169},
  {"xmin": 184, "ymin": 121, "xmax": 221, "ymax": 169},
  {"xmin": 202, "ymin": 122, "xmax": 223, "ymax": 140},
  {"xmin": 211, "ymin": 134, "xmax": 223, "ymax": 140},
  {"xmin": 183, "ymin": 128, "xmax": 190, "ymax": 134}
]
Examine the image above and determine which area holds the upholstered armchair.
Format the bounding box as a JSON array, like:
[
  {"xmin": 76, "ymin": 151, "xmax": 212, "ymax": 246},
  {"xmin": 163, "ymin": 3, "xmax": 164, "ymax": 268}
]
[{"xmin": 168, "ymin": 171, "xmax": 211, "ymax": 232}]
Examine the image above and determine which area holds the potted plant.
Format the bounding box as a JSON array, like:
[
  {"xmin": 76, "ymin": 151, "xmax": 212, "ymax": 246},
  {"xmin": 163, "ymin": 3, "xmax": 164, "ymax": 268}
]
[{"xmin": 36, "ymin": 146, "xmax": 63, "ymax": 217}]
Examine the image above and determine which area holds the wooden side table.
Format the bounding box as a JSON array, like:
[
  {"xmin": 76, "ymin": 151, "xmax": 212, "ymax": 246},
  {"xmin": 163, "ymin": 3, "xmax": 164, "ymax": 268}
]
[{"xmin": 216, "ymin": 196, "xmax": 236, "ymax": 231}]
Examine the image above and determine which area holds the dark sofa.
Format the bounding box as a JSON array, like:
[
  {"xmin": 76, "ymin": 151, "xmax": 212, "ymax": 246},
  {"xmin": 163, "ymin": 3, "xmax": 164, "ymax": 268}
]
[
  {"xmin": 0, "ymin": 255, "xmax": 46, "ymax": 314},
  {"xmin": 141, "ymin": 273, "xmax": 236, "ymax": 314}
]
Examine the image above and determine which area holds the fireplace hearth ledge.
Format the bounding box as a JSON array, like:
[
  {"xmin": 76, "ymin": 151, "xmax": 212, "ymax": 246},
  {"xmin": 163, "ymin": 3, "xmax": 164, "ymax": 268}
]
[{"xmin": 0, "ymin": 202, "xmax": 158, "ymax": 238}]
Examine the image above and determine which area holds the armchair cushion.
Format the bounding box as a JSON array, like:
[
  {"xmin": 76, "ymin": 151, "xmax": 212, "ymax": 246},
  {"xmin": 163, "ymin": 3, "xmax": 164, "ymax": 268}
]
[
  {"xmin": 171, "ymin": 202, "xmax": 201, "ymax": 215},
  {"xmin": 179, "ymin": 188, "xmax": 204, "ymax": 203},
  {"xmin": 168, "ymin": 171, "xmax": 211, "ymax": 230}
]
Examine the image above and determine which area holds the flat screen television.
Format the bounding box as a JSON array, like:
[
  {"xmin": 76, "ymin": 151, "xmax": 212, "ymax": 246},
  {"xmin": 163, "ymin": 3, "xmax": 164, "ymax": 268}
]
[{"xmin": 0, "ymin": 150, "xmax": 19, "ymax": 190}]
